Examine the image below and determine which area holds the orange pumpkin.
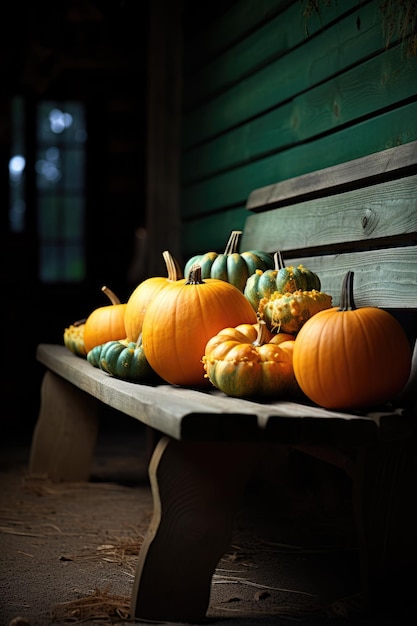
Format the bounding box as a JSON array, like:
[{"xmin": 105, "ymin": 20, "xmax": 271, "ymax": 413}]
[
  {"xmin": 141, "ymin": 264, "xmax": 257, "ymax": 387},
  {"xmin": 203, "ymin": 321, "xmax": 297, "ymax": 397},
  {"xmin": 124, "ymin": 251, "xmax": 183, "ymax": 342},
  {"xmin": 83, "ymin": 286, "xmax": 127, "ymax": 353},
  {"xmin": 293, "ymin": 271, "xmax": 412, "ymax": 410}
]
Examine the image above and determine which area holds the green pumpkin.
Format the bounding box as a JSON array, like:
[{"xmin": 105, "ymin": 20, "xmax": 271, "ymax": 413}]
[
  {"xmin": 87, "ymin": 336, "xmax": 155, "ymax": 382},
  {"xmin": 258, "ymin": 289, "xmax": 333, "ymax": 334},
  {"xmin": 184, "ymin": 230, "xmax": 274, "ymax": 292},
  {"xmin": 87, "ymin": 343, "xmax": 104, "ymax": 368},
  {"xmin": 244, "ymin": 251, "xmax": 321, "ymax": 312}
]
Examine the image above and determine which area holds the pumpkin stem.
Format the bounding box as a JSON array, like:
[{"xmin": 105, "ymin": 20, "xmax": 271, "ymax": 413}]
[
  {"xmin": 338, "ymin": 271, "xmax": 356, "ymax": 311},
  {"xmin": 224, "ymin": 230, "xmax": 242, "ymax": 255},
  {"xmin": 253, "ymin": 320, "xmax": 269, "ymax": 347},
  {"xmin": 101, "ymin": 286, "xmax": 121, "ymax": 305},
  {"xmin": 135, "ymin": 332, "xmax": 144, "ymax": 348},
  {"xmin": 185, "ymin": 264, "xmax": 205, "ymax": 285},
  {"xmin": 162, "ymin": 250, "xmax": 183, "ymax": 281},
  {"xmin": 73, "ymin": 318, "xmax": 87, "ymax": 326},
  {"xmin": 274, "ymin": 251, "xmax": 285, "ymax": 270}
]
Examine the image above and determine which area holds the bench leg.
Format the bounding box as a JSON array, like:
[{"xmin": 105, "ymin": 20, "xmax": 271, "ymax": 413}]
[
  {"xmin": 353, "ymin": 427, "xmax": 417, "ymax": 614},
  {"xmin": 29, "ymin": 370, "xmax": 98, "ymax": 481},
  {"xmin": 130, "ymin": 436, "xmax": 259, "ymax": 622}
]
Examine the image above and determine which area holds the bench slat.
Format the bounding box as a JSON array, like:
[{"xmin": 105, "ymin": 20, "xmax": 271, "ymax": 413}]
[
  {"xmin": 284, "ymin": 246, "xmax": 417, "ymax": 309},
  {"xmin": 241, "ymin": 174, "xmax": 417, "ymax": 253},
  {"xmin": 36, "ymin": 344, "xmax": 414, "ymax": 446},
  {"xmin": 246, "ymin": 140, "xmax": 417, "ymax": 212}
]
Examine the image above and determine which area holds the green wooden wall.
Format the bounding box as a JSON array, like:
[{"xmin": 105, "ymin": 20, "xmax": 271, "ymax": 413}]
[{"xmin": 180, "ymin": 0, "xmax": 417, "ymax": 258}]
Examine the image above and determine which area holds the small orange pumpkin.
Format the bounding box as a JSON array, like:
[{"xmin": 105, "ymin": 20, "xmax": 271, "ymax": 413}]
[
  {"xmin": 83, "ymin": 286, "xmax": 127, "ymax": 353},
  {"xmin": 141, "ymin": 264, "xmax": 257, "ymax": 387},
  {"xmin": 293, "ymin": 271, "xmax": 412, "ymax": 410}
]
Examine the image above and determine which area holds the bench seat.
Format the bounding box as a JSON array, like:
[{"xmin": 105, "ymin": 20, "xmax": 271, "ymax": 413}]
[{"xmin": 35, "ymin": 343, "xmax": 414, "ymax": 447}]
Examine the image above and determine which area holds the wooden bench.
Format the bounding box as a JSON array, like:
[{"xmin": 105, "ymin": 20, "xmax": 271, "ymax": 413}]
[{"xmin": 29, "ymin": 140, "xmax": 417, "ymax": 622}]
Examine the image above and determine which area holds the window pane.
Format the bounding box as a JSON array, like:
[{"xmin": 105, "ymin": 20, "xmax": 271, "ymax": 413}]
[
  {"xmin": 64, "ymin": 199, "xmax": 85, "ymax": 238},
  {"xmin": 61, "ymin": 149, "xmax": 86, "ymax": 191},
  {"xmin": 39, "ymin": 243, "xmax": 85, "ymax": 283},
  {"xmin": 37, "ymin": 101, "xmax": 86, "ymax": 283}
]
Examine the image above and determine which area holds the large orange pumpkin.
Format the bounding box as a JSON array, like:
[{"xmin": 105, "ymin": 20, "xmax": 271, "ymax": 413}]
[
  {"xmin": 83, "ymin": 286, "xmax": 127, "ymax": 353},
  {"xmin": 124, "ymin": 251, "xmax": 183, "ymax": 342},
  {"xmin": 141, "ymin": 264, "xmax": 257, "ymax": 387},
  {"xmin": 292, "ymin": 271, "xmax": 412, "ymax": 410}
]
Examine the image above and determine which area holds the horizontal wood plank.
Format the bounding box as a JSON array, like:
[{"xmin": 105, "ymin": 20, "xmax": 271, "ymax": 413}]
[
  {"xmin": 246, "ymin": 141, "xmax": 417, "ymax": 212},
  {"xmin": 183, "ymin": 1, "xmax": 386, "ymax": 148},
  {"xmin": 283, "ymin": 247, "xmax": 417, "ymax": 309},
  {"xmin": 182, "ymin": 43, "xmax": 417, "ymax": 183},
  {"xmin": 241, "ymin": 174, "xmax": 417, "ymax": 252},
  {"xmin": 35, "ymin": 344, "xmax": 413, "ymax": 446}
]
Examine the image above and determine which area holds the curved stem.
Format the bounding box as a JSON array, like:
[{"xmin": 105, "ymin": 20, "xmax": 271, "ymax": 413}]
[
  {"xmin": 224, "ymin": 230, "xmax": 242, "ymax": 255},
  {"xmin": 162, "ymin": 250, "xmax": 183, "ymax": 281},
  {"xmin": 252, "ymin": 320, "xmax": 268, "ymax": 347},
  {"xmin": 338, "ymin": 270, "xmax": 356, "ymax": 311},
  {"xmin": 101, "ymin": 285, "xmax": 121, "ymax": 305}
]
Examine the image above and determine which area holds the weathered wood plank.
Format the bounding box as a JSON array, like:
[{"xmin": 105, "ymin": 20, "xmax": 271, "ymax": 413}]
[
  {"xmin": 181, "ymin": 165, "xmax": 417, "ymax": 258},
  {"xmin": 282, "ymin": 247, "xmax": 417, "ymax": 309},
  {"xmin": 131, "ymin": 437, "xmax": 259, "ymax": 621},
  {"xmin": 241, "ymin": 174, "xmax": 417, "ymax": 252},
  {"xmin": 36, "ymin": 344, "xmax": 414, "ymax": 446},
  {"xmin": 29, "ymin": 371, "xmax": 98, "ymax": 481},
  {"xmin": 245, "ymin": 141, "xmax": 417, "ymax": 212},
  {"xmin": 35, "ymin": 345, "xmax": 256, "ymax": 441}
]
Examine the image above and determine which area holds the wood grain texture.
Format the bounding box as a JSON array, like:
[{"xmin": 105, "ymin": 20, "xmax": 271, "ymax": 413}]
[
  {"xmin": 245, "ymin": 141, "xmax": 417, "ymax": 211},
  {"xmin": 29, "ymin": 371, "xmax": 98, "ymax": 481},
  {"xmin": 286, "ymin": 247, "xmax": 417, "ymax": 309},
  {"xmin": 179, "ymin": 0, "xmax": 417, "ymax": 257},
  {"xmin": 131, "ymin": 436, "xmax": 260, "ymax": 621},
  {"xmin": 242, "ymin": 175, "xmax": 417, "ymax": 252},
  {"xmin": 35, "ymin": 345, "xmax": 415, "ymax": 446},
  {"xmin": 182, "ymin": 43, "xmax": 417, "ymax": 184},
  {"xmin": 183, "ymin": 1, "xmax": 386, "ymax": 148}
]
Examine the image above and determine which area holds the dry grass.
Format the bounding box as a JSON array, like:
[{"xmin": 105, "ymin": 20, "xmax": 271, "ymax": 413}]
[{"xmin": 50, "ymin": 588, "xmax": 130, "ymax": 622}]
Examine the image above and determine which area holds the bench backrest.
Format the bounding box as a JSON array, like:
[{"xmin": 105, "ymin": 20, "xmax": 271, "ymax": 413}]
[
  {"xmin": 241, "ymin": 141, "xmax": 417, "ymax": 411},
  {"xmin": 241, "ymin": 141, "xmax": 417, "ymax": 312}
]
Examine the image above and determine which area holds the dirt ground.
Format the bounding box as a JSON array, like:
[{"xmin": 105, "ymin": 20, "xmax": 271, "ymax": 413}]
[{"xmin": 0, "ymin": 420, "xmax": 413, "ymax": 626}]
